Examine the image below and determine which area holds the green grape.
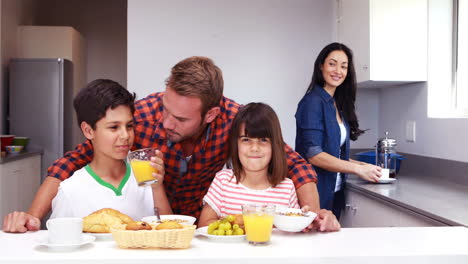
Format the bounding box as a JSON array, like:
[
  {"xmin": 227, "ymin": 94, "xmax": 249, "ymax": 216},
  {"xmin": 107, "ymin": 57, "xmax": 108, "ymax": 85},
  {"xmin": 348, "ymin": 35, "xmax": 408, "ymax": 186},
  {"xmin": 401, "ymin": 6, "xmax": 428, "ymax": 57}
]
[
  {"xmin": 207, "ymin": 228, "xmax": 216, "ymax": 235},
  {"xmin": 216, "ymin": 229, "xmax": 225, "ymax": 236},
  {"xmin": 207, "ymin": 223, "xmax": 217, "ymax": 233},
  {"xmin": 211, "ymin": 221, "xmax": 220, "ymax": 229},
  {"xmin": 226, "ymin": 215, "xmax": 235, "ymax": 223},
  {"xmin": 218, "ymin": 223, "xmax": 226, "ymax": 231},
  {"xmin": 234, "ymin": 228, "xmax": 244, "ymax": 235},
  {"xmin": 225, "ymin": 229, "xmax": 233, "ymax": 236},
  {"xmin": 232, "ymin": 224, "xmax": 240, "ymax": 230},
  {"xmin": 224, "ymin": 222, "xmax": 232, "ymax": 230}
]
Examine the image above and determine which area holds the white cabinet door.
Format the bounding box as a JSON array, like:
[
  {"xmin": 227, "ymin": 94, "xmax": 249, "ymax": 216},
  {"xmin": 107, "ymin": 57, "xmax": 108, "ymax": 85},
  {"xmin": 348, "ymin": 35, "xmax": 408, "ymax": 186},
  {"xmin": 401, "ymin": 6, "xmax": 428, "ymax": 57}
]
[
  {"xmin": 337, "ymin": 0, "xmax": 427, "ymax": 88},
  {"xmin": 0, "ymin": 155, "xmax": 41, "ymax": 220},
  {"xmin": 341, "ymin": 188, "xmax": 448, "ymax": 227}
]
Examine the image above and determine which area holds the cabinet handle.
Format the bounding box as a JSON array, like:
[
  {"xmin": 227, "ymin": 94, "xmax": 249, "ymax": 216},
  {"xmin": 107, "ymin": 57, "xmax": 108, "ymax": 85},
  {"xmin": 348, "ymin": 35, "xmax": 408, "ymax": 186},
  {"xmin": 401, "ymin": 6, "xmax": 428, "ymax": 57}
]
[
  {"xmin": 352, "ymin": 206, "xmax": 358, "ymax": 216},
  {"xmin": 345, "ymin": 204, "xmax": 352, "ymax": 210}
]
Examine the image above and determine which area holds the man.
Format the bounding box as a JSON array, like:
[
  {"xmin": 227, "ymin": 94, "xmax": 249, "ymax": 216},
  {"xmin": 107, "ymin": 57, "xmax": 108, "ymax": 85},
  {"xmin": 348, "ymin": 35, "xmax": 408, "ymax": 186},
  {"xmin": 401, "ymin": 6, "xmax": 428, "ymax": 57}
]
[{"xmin": 3, "ymin": 56, "xmax": 340, "ymax": 233}]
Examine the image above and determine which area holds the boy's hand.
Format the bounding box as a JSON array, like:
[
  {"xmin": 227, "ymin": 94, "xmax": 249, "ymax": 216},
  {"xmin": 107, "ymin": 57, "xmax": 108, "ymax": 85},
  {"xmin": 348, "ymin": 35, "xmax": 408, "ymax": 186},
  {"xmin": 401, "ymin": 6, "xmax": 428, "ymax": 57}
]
[
  {"xmin": 150, "ymin": 150, "xmax": 165, "ymax": 185},
  {"xmin": 3, "ymin": 211, "xmax": 40, "ymax": 233}
]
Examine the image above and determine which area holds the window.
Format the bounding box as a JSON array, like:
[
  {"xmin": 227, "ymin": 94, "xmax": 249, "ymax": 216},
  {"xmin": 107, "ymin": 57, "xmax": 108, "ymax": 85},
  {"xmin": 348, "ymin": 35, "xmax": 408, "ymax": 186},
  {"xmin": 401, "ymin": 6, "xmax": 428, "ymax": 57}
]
[
  {"xmin": 428, "ymin": 0, "xmax": 467, "ymax": 118},
  {"xmin": 455, "ymin": 0, "xmax": 467, "ymax": 114}
]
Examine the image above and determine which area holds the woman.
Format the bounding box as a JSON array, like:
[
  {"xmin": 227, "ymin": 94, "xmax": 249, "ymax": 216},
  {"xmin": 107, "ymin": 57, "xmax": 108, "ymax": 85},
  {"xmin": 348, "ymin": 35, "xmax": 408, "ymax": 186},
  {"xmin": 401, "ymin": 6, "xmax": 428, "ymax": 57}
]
[{"xmin": 295, "ymin": 42, "xmax": 381, "ymax": 219}]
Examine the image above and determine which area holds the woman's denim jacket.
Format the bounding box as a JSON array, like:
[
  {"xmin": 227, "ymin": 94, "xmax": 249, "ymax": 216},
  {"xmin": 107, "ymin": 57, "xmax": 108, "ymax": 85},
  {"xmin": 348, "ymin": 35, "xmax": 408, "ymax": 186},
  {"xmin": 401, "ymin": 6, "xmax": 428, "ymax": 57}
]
[{"xmin": 295, "ymin": 85, "xmax": 350, "ymax": 210}]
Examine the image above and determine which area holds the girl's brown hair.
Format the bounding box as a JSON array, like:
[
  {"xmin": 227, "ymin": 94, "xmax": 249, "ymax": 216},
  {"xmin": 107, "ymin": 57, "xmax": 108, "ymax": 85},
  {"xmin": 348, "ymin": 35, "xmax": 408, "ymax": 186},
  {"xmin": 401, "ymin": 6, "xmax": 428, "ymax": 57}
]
[{"xmin": 229, "ymin": 103, "xmax": 288, "ymax": 187}]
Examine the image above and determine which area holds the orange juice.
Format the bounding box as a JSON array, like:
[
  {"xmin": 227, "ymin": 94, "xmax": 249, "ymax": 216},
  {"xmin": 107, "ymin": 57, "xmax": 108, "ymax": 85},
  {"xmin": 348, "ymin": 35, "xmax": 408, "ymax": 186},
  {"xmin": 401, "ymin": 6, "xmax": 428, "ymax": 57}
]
[
  {"xmin": 243, "ymin": 214, "xmax": 274, "ymax": 243},
  {"xmin": 130, "ymin": 159, "xmax": 157, "ymax": 184}
]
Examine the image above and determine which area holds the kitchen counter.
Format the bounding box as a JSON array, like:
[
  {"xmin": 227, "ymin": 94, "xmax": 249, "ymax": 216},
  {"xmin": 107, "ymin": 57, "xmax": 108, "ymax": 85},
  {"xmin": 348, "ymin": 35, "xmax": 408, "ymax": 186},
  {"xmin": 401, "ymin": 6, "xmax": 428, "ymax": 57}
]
[
  {"xmin": 1, "ymin": 227, "xmax": 468, "ymax": 264},
  {"xmin": 346, "ymin": 173, "xmax": 468, "ymax": 226},
  {"xmin": 0, "ymin": 148, "xmax": 42, "ymax": 164}
]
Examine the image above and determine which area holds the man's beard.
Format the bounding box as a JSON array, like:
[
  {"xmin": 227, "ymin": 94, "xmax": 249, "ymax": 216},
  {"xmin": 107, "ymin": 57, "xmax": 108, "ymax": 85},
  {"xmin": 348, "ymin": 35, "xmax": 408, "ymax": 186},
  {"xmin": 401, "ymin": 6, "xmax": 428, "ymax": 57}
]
[{"xmin": 166, "ymin": 123, "xmax": 206, "ymax": 143}]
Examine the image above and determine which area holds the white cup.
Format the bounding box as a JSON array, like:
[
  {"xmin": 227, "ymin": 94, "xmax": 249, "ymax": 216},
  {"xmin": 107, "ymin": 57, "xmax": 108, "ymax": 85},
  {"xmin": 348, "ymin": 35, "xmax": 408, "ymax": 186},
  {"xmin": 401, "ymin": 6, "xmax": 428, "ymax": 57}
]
[
  {"xmin": 381, "ymin": 168, "xmax": 390, "ymax": 180},
  {"xmin": 46, "ymin": 217, "xmax": 83, "ymax": 244}
]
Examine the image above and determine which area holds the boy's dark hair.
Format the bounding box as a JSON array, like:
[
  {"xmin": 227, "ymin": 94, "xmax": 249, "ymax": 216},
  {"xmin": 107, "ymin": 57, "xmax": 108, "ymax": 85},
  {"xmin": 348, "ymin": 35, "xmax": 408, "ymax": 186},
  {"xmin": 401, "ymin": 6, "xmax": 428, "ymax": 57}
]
[
  {"xmin": 73, "ymin": 79, "xmax": 136, "ymax": 129},
  {"xmin": 229, "ymin": 102, "xmax": 288, "ymax": 187}
]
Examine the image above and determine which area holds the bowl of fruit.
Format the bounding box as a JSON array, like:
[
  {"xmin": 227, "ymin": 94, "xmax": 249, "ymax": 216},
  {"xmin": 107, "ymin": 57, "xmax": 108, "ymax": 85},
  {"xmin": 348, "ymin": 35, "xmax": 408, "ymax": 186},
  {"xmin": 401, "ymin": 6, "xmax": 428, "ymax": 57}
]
[{"xmin": 196, "ymin": 214, "xmax": 245, "ymax": 242}]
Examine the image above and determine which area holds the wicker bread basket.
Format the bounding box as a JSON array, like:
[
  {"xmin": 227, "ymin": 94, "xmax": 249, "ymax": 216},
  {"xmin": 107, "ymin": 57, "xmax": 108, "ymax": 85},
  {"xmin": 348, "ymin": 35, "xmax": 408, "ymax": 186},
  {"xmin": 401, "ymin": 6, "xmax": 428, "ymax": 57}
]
[{"xmin": 112, "ymin": 225, "xmax": 196, "ymax": 249}]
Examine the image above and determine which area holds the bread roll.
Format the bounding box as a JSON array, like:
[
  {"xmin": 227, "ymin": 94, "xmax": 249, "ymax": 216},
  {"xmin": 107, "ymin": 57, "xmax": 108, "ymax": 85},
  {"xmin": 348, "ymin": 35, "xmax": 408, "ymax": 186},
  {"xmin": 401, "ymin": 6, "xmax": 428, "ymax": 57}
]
[
  {"xmin": 155, "ymin": 221, "xmax": 183, "ymax": 230},
  {"xmin": 126, "ymin": 221, "xmax": 152, "ymax": 231},
  {"xmin": 83, "ymin": 208, "xmax": 134, "ymax": 233}
]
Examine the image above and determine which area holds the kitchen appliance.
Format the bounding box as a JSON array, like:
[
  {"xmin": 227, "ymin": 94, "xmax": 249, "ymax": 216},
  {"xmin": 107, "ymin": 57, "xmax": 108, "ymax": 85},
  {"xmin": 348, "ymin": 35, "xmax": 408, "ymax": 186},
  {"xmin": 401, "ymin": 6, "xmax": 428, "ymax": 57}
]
[
  {"xmin": 9, "ymin": 58, "xmax": 75, "ymax": 180},
  {"xmin": 376, "ymin": 132, "xmax": 398, "ymax": 178}
]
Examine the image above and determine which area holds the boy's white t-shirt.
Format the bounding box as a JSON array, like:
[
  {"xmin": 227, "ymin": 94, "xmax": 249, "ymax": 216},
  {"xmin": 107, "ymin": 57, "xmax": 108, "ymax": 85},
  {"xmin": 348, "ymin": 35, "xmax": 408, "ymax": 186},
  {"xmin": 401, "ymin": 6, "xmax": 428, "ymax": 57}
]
[{"xmin": 50, "ymin": 163, "xmax": 154, "ymax": 221}]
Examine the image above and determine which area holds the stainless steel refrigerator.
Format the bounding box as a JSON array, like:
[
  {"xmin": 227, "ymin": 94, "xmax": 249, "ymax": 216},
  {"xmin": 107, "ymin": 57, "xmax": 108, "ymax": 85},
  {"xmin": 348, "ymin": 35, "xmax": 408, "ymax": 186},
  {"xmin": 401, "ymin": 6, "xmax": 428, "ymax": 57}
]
[{"xmin": 9, "ymin": 58, "xmax": 74, "ymax": 180}]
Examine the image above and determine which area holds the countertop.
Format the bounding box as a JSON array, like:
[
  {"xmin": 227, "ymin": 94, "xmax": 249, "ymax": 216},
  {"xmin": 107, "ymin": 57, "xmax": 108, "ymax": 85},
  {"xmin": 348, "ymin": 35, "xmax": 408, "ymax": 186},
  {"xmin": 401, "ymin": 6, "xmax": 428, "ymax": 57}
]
[
  {"xmin": 0, "ymin": 148, "xmax": 42, "ymax": 164},
  {"xmin": 1, "ymin": 227, "xmax": 468, "ymax": 264},
  {"xmin": 346, "ymin": 173, "xmax": 468, "ymax": 226}
]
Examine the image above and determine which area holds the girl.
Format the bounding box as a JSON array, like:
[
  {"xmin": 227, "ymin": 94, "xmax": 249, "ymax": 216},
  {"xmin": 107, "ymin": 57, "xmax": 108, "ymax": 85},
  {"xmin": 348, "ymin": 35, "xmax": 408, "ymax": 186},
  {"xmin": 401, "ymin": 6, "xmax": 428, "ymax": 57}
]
[
  {"xmin": 295, "ymin": 42, "xmax": 381, "ymax": 219},
  {"xmin": 198, "ymin": 103, "xmax": 299, "ymax": 226}
]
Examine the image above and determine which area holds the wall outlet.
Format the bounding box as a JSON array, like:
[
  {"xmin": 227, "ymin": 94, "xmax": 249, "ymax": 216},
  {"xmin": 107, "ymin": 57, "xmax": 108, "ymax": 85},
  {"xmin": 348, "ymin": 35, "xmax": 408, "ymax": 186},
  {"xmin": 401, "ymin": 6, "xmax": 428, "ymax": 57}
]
[{"xmin": 406, "ymin": 121, "xmax": 416, "ymax": 142}]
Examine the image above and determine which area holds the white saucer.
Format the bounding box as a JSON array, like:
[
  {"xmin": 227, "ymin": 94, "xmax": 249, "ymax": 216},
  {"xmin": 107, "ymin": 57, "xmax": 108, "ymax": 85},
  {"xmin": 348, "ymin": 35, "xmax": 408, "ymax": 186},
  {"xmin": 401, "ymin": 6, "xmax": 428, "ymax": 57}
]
[
  {"xmin": 376, "ymin": 178, "xmax": 397, "ymax": 184},
  {"xmin": 36, "ymin": 234, "xmax": 95, "ymax": 251}
]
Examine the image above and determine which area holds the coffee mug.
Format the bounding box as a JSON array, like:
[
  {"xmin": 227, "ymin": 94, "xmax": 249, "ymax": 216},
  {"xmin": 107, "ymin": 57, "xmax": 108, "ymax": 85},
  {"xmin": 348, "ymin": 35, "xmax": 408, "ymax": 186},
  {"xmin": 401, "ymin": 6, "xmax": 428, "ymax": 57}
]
[
  {"xmin": 381, "ymin": 168, "xmax": 390, "ymax": 180},
  {"xmin": 46, "ymin": 217, "xmax": 83, "ymax": 244}
]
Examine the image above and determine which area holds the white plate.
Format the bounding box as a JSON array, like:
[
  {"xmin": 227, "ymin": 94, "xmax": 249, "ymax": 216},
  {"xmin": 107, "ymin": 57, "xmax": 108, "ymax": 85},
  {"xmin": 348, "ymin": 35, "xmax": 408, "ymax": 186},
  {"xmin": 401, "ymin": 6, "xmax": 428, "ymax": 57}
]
[
  {"xmin": 141, "ymin": 214, "xmax": 196, "ymax": 225},
  {"xmin": 376, "ymin": 178, "xmax": 397, "ymax": 184},
  {"xmin": 84, "ymin": 232, "xmax": 113, "ymax": 241},
  {"xmin": 195, "ymin": 226, "xmax": 246, "ymax": 242},
  {"xmin": 36, "ymin": 234, "xmax": 95, "ymax": 251}
]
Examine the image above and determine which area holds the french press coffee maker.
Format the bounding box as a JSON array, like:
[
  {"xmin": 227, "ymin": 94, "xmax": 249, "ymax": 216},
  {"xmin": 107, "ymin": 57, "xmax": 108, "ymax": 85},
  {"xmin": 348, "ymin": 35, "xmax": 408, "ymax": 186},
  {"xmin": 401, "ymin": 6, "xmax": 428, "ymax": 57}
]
[{"xmin": 376, "ymin": 132, "xmax": 398, "ymax": 178}]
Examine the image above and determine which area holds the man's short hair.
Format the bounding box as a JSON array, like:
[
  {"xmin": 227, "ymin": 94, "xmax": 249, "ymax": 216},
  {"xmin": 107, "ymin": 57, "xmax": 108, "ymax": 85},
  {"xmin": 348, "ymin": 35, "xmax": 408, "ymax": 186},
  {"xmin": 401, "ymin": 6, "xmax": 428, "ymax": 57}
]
[
  {"xmin": 166, "ymin": 56, "xmax": 223, "ymax": 117},
  {"xmin": 73, "ymin": 79, "xmax": 136, "ymax": 129}
]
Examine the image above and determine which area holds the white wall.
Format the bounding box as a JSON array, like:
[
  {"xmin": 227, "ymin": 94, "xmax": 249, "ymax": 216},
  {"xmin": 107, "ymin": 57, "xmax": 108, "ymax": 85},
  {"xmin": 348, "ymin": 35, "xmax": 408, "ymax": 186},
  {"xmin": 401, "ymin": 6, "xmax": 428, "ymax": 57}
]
[
  {"xmin": 352, "ymin": 88, "xmax": 379, "ymax": 149},
  {"xmin": 356, "ymin": 82, "xmax": 468, "ymax": 163},
  {"xmin": 34, "ymin": 0, "xmax": 127, "ymax": 87},
  {"xmin": 377, "ymin": 82, "xmax": 468, "ymax": 163},
  {"xmin": 128, "ymin": 0, "xmax": 334, "ymax": 147}
]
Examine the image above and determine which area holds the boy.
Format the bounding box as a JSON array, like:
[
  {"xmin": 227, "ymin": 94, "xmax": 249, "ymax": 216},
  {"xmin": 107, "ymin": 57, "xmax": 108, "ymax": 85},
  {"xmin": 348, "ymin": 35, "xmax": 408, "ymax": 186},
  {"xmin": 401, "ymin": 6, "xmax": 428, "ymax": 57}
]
[{"xmin": 50, "ymin": 79, "xmax": 167, "ymax": 220}]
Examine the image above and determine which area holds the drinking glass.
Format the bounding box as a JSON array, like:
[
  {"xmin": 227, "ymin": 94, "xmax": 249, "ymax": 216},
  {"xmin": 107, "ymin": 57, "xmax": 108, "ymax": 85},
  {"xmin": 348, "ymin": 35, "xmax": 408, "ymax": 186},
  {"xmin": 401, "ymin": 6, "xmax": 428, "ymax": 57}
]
[
  {"xmin": 242, "ymin": 203, "xmax": 275, "ymax": 245},
  {"xmin": 128, "ymin": 148, "xmax": 158, "ymax": 185}
]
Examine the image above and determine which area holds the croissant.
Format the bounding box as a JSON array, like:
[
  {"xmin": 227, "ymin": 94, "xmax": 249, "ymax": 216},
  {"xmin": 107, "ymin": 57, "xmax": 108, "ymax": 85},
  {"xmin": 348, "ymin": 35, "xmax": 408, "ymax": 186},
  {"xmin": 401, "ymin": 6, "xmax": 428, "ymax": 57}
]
[{"xmin": 83, "ymin": 208, "xmax": 134, "ymax": 233}]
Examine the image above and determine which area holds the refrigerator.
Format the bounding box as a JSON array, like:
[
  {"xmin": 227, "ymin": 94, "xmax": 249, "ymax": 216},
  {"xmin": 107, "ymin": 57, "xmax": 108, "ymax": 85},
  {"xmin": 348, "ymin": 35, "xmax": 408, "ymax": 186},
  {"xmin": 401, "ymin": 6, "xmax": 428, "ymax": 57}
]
[{"xmin": 9, "ymin": 58, "xmax": 74, "ymax": 181}]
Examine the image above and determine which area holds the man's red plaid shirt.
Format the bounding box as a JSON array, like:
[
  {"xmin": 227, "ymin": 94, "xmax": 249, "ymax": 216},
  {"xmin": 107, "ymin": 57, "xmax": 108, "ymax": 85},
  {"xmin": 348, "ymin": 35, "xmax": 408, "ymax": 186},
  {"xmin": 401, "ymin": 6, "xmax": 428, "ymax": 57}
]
[{"xmin": 48, "ymin": 92, "xmax": 317, "ymax": 219}]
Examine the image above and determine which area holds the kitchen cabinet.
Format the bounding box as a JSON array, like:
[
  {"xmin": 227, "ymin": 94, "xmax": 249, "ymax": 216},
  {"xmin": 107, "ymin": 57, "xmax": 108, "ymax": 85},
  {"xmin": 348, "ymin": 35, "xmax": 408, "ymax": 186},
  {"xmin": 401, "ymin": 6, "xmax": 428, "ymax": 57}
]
[
  {"xmin": 0, "ymin": 154, "xmax": 41, "ymax": 220},
  {"xmin": 341, "ymin": 187, "xmax": 447, "ymax": 227},
  {"xmin": 337, "ymin": 0, "xmax": 427, "ymax": 88}
]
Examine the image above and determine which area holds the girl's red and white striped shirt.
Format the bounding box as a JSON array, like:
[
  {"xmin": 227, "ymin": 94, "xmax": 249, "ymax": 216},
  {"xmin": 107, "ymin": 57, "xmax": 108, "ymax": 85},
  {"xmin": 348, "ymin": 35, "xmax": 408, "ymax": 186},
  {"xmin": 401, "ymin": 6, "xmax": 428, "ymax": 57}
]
[{"xmin": 203, "ymin": 169, "xmax": 299, "ymax": 217}]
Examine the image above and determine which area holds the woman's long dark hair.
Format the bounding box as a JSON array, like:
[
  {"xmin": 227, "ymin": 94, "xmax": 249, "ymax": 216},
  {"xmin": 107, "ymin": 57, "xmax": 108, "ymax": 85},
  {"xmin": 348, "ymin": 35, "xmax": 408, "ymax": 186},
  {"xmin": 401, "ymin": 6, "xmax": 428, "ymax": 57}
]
[{"xmin": 306, "ymin": 42, "xmax": 364, "ymax": 141}]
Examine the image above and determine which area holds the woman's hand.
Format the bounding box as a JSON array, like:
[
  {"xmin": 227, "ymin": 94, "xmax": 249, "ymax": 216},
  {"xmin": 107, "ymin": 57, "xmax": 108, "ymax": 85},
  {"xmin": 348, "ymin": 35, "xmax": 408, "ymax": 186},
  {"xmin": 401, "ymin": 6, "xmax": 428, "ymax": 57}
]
[{"xmin": 355, "ymin": 163, "xmax": 381, "ymax": 183}]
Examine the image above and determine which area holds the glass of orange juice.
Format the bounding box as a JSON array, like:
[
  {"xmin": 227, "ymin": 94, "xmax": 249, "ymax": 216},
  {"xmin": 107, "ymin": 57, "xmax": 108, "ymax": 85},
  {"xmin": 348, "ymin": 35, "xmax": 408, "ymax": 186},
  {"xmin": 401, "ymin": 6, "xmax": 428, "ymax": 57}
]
[
  {"xmin": 128, "ymin": 148, "xmax": 158, "ymax": 185},
  {"xmin": 242, "ymin": 204, "xmax": 275, "ymax": 245}
]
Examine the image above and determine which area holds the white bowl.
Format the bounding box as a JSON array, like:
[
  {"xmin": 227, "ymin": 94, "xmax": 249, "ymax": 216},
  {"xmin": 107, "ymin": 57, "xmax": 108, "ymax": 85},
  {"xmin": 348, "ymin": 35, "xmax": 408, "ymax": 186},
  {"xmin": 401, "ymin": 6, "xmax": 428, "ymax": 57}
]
[
  {"xmin": 274, "ymin": 208, "xmax": 316, "ymax": 232},
  {"xmin": 5, "ymin": 145, "xmax": 24, "ymax": 154},
  {"xmin": 141, "ymin": 215, "xmax": 196, "ymax": 225}
]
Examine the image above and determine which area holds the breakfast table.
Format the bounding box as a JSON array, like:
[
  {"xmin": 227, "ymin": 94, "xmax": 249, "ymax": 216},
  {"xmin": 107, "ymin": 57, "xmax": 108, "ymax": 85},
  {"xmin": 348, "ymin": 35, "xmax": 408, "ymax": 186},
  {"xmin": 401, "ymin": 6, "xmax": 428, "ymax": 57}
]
[{"xmin": 1, "ymin": 226, "xmax": 468, "ymax": 264}]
